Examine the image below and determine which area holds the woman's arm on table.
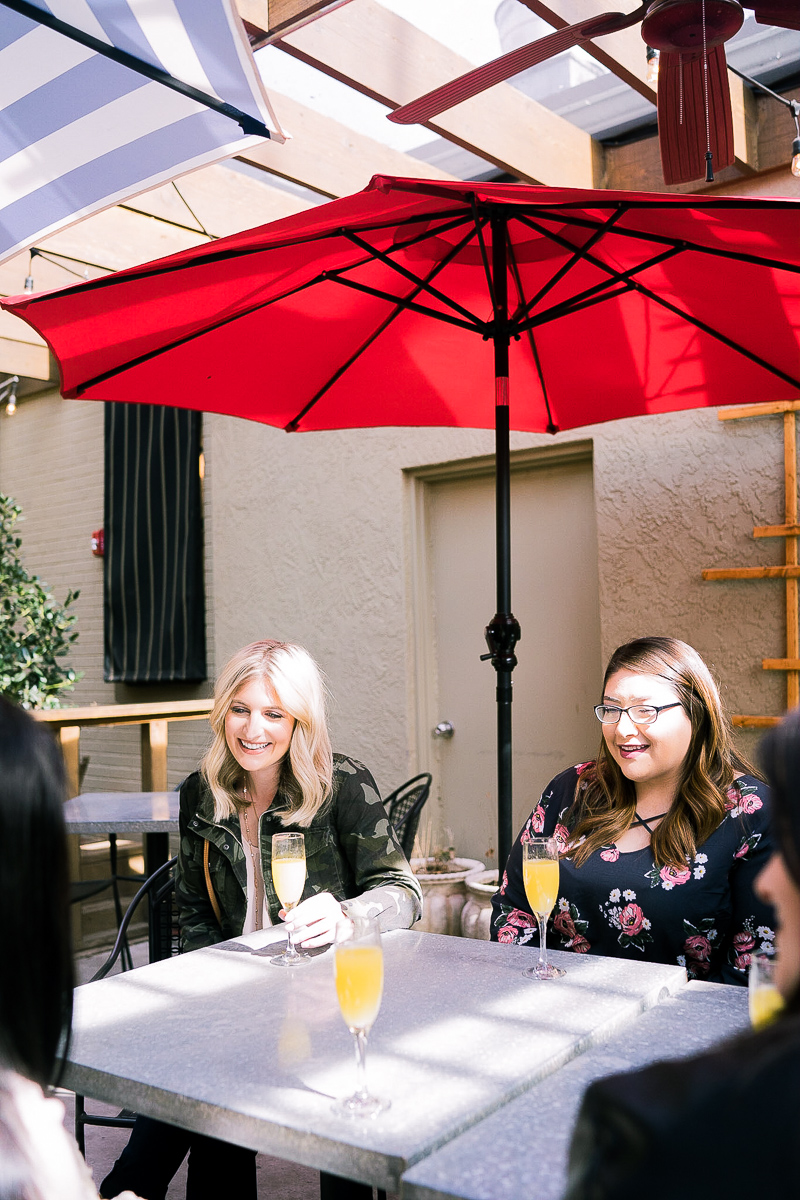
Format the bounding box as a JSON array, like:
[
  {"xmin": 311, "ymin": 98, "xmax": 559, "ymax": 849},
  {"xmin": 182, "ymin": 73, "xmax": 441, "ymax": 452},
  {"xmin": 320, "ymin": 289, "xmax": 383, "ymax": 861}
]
[{"xmin": 289, "ymin": 757, "xmax": 423, "ymax": 947}]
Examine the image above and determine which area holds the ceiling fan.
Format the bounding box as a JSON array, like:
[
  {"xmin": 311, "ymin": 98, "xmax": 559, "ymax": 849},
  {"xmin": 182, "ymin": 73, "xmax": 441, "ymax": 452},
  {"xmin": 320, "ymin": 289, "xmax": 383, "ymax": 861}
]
[{"xmin": 388, "ymin": 2, "xmax": 800, "ymax": 186}]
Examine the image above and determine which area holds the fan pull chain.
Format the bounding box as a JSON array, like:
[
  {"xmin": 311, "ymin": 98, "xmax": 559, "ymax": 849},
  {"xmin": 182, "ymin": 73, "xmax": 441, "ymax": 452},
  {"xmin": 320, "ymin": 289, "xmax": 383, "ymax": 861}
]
[
  {"xmin": 702, "ymin": 0, "xmax": 714, "ymax": 181},
  {"xmin": 679, "ymin": 54, "xmax": 684, "ymax": 126}
]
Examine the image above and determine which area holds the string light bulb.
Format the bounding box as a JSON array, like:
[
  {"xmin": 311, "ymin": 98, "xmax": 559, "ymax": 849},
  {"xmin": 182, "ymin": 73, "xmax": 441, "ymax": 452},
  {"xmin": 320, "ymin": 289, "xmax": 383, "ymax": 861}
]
[
  {"xmin": 0, "ymin": 375, "xmax": 19, "ymax": 416},
  {"xmin": 646, "ymin": 46, "xmax": 659, "ymax": 87},
  {"xmin": 24, "ymin": 248, "xmax": 37, "ymax": 292}
]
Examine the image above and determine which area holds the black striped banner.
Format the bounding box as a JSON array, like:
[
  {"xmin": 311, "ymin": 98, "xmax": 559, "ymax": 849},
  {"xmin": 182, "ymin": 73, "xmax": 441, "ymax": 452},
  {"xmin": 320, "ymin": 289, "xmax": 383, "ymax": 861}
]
[{"xmin": 104, "ymin": 403, "xmax": 206, "ymax": 683}]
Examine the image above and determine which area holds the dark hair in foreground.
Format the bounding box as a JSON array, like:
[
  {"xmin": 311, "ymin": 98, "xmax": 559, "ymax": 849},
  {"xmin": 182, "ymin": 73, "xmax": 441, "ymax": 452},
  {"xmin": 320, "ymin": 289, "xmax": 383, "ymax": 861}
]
[
  {"xmin": 759, "ymin": 708, "xmax": 800, "ymax": 1015},
  {"xmin": 0, "ymin": 699, "xmax": 73, "ymax": 1085},
  {"xmin": 568, "ymin": 637, "xmax": 756, "ymax": 871}
]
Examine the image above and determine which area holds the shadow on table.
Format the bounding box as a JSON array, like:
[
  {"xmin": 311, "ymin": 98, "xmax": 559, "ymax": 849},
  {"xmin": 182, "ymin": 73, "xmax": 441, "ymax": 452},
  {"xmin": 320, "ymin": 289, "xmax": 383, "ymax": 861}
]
[{"xmin": 215, "ymin": 939, "xmax": 330, "ymax": 960}]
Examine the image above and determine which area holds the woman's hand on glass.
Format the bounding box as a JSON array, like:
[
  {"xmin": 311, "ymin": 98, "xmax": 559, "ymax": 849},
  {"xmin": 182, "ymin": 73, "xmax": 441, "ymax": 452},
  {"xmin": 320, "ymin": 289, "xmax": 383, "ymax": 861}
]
[{"xmin": 283, "ymin": 891, "xmax": 350, "ymax": 948}]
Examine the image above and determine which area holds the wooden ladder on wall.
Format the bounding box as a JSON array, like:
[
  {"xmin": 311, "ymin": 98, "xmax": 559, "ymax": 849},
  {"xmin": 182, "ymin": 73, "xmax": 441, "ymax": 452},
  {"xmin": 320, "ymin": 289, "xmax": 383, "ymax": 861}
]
[{"xmin": 703, "ymin": 399, "xmax": 800, "ymax": 730}]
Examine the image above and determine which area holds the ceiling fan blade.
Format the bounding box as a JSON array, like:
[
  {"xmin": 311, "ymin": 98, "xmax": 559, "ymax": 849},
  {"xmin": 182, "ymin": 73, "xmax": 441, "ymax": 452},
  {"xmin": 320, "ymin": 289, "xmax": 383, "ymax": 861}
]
[
  {"xmin": 658, "ymin": 46, "xmax": 735, "ymax": 186},
  {"xmin": 746, "ymin": 2, "xmax": 800, "ymax": 31},
  {"xmin": 388, "ymin": 7, "xmax": 646, "ymax": 125}
]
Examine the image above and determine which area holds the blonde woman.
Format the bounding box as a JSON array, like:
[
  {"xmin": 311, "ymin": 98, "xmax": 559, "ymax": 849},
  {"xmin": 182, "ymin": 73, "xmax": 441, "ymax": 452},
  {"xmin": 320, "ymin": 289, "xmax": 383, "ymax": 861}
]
[
  {"xmin": 492, "ymin": 637, "xmax": 776, "ymax": 984},
  {"xmin": 101, "ymin": 639, "xmax": 421, "ymax": 1200}
]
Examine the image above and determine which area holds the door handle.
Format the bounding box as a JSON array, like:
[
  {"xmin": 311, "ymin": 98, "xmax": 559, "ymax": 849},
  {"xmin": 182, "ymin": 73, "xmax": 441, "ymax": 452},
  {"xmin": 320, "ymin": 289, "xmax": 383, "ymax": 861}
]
[{"xmin": 432, "ymin": 721, "xmax": 454, "ymax": 739}]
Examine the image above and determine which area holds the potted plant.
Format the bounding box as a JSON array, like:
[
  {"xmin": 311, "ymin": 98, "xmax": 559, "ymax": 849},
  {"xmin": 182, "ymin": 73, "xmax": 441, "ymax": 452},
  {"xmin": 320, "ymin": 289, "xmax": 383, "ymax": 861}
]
[{"xmin": 411, "ymin": 825, "xmax": 484, "ymax": 936}]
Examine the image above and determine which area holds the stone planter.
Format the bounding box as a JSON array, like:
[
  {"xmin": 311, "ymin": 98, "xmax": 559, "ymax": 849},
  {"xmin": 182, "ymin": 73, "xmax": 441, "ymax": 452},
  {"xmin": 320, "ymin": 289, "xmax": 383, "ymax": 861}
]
[
  {"xmin": 461, "ymin": 869, "xmax": 499, "ymax": 941},
  {"xmin": 411, "ymin": 857, "xmax": 484, "ymax": 936}
]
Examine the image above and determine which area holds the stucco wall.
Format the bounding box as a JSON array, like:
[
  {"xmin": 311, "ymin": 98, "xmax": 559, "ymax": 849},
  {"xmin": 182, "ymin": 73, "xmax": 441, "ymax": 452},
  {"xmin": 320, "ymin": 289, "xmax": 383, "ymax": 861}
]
[
  {"xmin": 202, "ymin": 403, "xmax": 786, "ymax": 798},
  {"xmin": 0, "ymin": 392, "xmax": 787, "ymax": 797},
  {"xmin": 0, "ymin": 381, "xmax": 788, "ymax": 808}
]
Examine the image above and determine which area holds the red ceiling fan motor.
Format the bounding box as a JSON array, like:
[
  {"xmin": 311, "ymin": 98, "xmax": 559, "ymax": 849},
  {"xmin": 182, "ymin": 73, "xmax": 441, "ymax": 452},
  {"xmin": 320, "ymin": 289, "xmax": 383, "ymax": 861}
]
[{"xmin": 642, "ymin": 0, "xmax": 745, "ymax": 53}]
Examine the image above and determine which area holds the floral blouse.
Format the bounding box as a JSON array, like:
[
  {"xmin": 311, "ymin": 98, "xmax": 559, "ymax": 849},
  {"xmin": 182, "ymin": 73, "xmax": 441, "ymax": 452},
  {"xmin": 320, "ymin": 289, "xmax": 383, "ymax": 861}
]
[{"xmin": 491, "ymin": 765, "xmax": 776, "ymax": 985}]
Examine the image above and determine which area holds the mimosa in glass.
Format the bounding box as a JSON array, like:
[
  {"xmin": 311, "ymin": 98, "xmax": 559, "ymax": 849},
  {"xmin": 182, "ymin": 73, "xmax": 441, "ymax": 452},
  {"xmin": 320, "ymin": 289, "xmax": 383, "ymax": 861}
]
[
  {"xmin": 333, "ymin": 915, "xmax": 389, "ymax": 1117},
  {"xmin": 749, "ymin": 952, "xmax": 784, "ymax": 1028},
  {"xmin": 270, "ymin": 832, "xmax": 310, "ymax": 966},
  {"xmin": 522, "ymin": 837, "xmax": 565, "ymax": 980}
]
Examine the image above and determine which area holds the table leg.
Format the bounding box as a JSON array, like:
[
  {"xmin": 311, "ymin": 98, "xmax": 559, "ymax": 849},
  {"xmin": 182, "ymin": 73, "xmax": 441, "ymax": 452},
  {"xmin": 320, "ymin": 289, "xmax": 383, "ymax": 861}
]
[
  {"xmin": 144, "ymin": 832, "xmax": 170, "ymax": 878},
  {"xmin": 145, "ymin": 832, "xmax": 172, "ymax": 963}
]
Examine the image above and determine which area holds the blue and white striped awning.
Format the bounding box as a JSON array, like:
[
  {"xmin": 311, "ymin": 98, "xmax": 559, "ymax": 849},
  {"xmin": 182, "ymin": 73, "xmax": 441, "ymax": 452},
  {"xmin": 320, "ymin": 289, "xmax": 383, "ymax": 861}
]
[{"xmin": 0, "ymin": 0, "xmax": 285, "ymax": 265}]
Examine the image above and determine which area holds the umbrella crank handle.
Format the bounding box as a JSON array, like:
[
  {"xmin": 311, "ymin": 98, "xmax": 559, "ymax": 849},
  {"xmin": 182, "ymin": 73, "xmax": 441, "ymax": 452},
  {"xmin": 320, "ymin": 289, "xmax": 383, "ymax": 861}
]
[{"xmin": 481, "ymin": 613, "xmax": 521, "ymax": 672}]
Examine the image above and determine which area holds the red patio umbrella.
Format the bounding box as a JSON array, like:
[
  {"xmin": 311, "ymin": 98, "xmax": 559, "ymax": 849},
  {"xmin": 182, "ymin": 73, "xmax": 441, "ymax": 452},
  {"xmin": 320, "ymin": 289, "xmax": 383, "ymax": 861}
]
[{"xmin": 5, "ymin": 176, "xmax": 800, "ymax": 867}]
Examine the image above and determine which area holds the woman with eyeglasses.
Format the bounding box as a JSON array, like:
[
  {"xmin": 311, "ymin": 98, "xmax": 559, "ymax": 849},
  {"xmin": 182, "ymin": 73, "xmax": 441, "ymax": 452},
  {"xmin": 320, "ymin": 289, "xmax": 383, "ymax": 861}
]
[
  {"xmin": 491, "ymin": 636, "xmax": 775, "ymax": 983},
  {"xmin": 562, "ymin": 705, "xmax": 800, "ymax": 1200}
]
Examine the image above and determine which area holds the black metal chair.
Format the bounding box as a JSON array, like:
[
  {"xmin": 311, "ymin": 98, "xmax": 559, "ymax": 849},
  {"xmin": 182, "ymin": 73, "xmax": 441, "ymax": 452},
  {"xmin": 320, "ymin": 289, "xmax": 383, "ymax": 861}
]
[
  {"xmin": 69, "ymin": 832, "xmax": 140, "ymax": 971},
  {"xmin": 383, "ymin": 772, "xmax": 432, "ymax": 860},
  {"xmin": 75, "ymin": 856, "xmax": 178, "ymax": 1155}
]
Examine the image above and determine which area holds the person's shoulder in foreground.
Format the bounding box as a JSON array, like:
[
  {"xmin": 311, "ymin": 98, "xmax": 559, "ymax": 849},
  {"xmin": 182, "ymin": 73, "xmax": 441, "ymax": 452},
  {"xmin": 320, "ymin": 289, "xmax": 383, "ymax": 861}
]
[{"xmin": 564, "ymin": 1013, "xmax": 800, "ymax": 1200}]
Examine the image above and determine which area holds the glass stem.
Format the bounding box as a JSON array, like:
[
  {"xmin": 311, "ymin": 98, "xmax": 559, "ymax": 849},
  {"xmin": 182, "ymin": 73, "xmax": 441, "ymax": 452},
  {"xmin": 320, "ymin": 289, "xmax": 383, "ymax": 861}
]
[
  {"xmin": 537, "ymin": 911, "xmax": 548, "ymax": 971},
  {"xmin": 352, "ymin": 1029, "xmax": 369, "ymax": 1099},
  {"xmin": 285, "ymin": 904, "xmax": 299, "ymax": 959}
]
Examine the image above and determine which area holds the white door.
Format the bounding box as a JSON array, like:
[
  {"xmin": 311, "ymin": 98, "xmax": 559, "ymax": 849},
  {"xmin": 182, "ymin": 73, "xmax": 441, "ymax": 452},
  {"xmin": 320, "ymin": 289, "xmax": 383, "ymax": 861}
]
[{"xmin": 412, "ymin": 445, "xmax": 603, "ymax": 868}]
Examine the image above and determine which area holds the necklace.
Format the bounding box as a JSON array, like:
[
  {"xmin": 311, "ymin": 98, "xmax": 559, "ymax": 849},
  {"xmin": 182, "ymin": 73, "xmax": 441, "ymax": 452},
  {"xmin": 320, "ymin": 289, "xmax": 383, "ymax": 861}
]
[
  {"xmin": 241, "ymin": 787, "xmax": 265, "ymax": 930},
  {"xmin": 632, "ymin": 809, "xmax": 669, "ymax": 833}
]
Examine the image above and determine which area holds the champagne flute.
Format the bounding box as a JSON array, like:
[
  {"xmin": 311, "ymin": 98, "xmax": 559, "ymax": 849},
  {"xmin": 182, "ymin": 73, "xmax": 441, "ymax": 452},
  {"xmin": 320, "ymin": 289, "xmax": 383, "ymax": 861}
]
[
  {"xmin": 522, "ymin": 837, "xmax": 565, "ymax": 980},
  {"xmin": 749, "ymin": 952, "xmax": 783, "ymax": 1028},
  {"xmin": 333, "ymin": 915, "xmax": 389, "ymax": 1117},
  {"xmin": 270, "ymin": 832, "xmax": 310, "ymax": 966}
]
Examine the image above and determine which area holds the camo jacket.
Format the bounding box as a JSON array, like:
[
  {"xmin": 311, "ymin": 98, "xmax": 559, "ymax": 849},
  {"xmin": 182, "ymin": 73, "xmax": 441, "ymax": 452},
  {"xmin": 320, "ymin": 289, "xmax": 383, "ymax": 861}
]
[{"xmin": 176, "ymin": 754, "xmax": 423, "ymax": 952}]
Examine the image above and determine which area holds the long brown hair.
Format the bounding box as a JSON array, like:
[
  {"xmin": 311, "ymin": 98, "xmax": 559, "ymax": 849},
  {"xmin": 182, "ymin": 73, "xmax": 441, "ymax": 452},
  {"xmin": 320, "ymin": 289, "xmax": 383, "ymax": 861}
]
[{"xmin": 568, "ymin": 637, "xmax": 755, "ymax": 870}]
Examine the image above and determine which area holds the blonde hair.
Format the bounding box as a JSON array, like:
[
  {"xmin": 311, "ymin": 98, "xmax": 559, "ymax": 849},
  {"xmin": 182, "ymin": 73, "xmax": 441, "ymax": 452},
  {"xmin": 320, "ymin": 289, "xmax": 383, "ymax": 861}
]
[
  {"xmin": 201, "ymin": 640, "xmax": 333, "ymax": 826},
  {"xmin": 568, "ymin": 637, "xmax": 757, "ymax": 870}
]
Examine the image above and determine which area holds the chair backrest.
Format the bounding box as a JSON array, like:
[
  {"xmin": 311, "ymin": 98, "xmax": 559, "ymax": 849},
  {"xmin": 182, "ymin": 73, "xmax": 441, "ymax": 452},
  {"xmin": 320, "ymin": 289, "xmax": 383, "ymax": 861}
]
[
  {"xmin": 383, "ymin": 773, "xmax": 432, "ymax": 860},
  {"xmin": 91, "ymin": 856, "xmax": 178, "ymax": 981}
]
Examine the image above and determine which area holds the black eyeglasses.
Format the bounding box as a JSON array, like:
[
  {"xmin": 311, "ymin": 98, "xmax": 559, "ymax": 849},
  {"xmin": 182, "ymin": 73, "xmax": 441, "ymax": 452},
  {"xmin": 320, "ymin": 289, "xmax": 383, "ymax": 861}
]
[{"xmin": 594, "ymin": 702, "xmax": 683, "ymax": 726}]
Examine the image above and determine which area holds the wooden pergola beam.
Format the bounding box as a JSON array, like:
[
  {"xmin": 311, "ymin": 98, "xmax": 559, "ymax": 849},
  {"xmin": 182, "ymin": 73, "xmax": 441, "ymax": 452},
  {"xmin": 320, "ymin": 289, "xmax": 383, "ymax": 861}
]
[
  {"xmin": 276, "ymin": 0, "xmax": 598, "ymax": 188},
  {"xmin": 238, "ymin": 91, "xmax": 456, "ymax": 197},
  {"xmin": 236, "ymin": 1, "xmax": 355, "ymax": 47}
]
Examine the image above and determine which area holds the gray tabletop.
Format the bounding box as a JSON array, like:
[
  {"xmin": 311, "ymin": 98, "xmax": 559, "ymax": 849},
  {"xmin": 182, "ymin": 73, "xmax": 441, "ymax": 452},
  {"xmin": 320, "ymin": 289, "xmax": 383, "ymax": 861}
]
[
  {"xmin": 62, "ymin": 792, "xmax": 179, "ymax": 834},
  {"xmin": 401, "ymin": 979, "xmax": 750, "ymax": 1200},
  {"xmin": 65, "ymin": 927, "xmax": 686, "ymax": 1191}
]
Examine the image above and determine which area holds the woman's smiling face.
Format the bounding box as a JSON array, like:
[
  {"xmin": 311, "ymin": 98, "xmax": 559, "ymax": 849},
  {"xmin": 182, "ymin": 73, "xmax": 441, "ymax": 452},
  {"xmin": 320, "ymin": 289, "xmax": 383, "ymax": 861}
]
[
  {"xmin": 224, "ymin": 677, "xmax": 295, "ymax": 784},
  {"xmin": 601, "ymin": 669, "xmax": 693, "ymax": 797}
]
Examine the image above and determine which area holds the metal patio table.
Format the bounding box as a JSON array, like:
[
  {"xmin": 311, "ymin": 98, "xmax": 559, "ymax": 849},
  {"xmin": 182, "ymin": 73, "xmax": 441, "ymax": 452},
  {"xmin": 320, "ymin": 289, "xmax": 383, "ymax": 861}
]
[
  {"xmin": 63, "ymin": 790, "xmax": 179, "ymax": 876},
  {"xmin": 401, "ymin": 978, "xmax": 750, "ymax": 1200},
  {"xmin": 64, "ymin": 927, "xmax": 686, "ymax": 1192},
  {"xmin": 63, "ymin": 791, "xmax": 179, "ymax": 961}
]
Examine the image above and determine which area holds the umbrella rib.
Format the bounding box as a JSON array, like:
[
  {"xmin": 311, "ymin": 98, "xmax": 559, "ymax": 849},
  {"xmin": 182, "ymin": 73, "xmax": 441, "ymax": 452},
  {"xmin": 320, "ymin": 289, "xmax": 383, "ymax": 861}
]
[
  {"xmin": 470, "ymin": 199, "xmax": 496, "ymax": 311},
  {"xmin": 629, "ymin": 281, "xmax": 800, "ymax": 389},
  {"xmin": 72, "ymin": 221, "xmax": 485, "ymax": 398},
  {"xmin": 518, "ymin": 283, "xmax": 635, "ymax": 334},
  {"xmin": 506, "ymin": 236, "xmax": 558, "ymax": 434},
  {"xmin": 517, "ymin": 218, "xmax": 800, "ymax": 389},
  {"xmin": 286, "ymin": 221, "xmax": 485, "ymax": 430},
  {"xmin": 509, "ymin": 242, "xmax": 684, "ymax": 331},
  {"xmin": 323, "ymin": 276, "xmax": 484, "ymax": 334},
  {"xmin": 340, "ymin": 230, "xmax": 483, "ymax": 326},
  {"xmin": 354, "ymin": 212, "xmax": 477, "ymax": 257},
  {"xmin": 514, "ymin": 208, "xmax": 626, "ymax": 324},
  {"xmin": 72, "ymin": 270, "xmax": 340, "ymax": 394},
  {"xmin": 527, "ymin": 207, "xmax": 800, "ymax": 278},
  {"xmin": 20, "ymin": 209, "xmax": 475, "ymax": 303}
]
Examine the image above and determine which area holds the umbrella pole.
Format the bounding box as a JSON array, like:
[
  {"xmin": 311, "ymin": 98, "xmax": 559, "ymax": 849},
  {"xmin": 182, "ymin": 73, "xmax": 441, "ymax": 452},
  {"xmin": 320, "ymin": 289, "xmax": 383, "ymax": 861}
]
[{"xmin": 482, "ymin": 215, "xmax": 520, "ymax": 875}]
